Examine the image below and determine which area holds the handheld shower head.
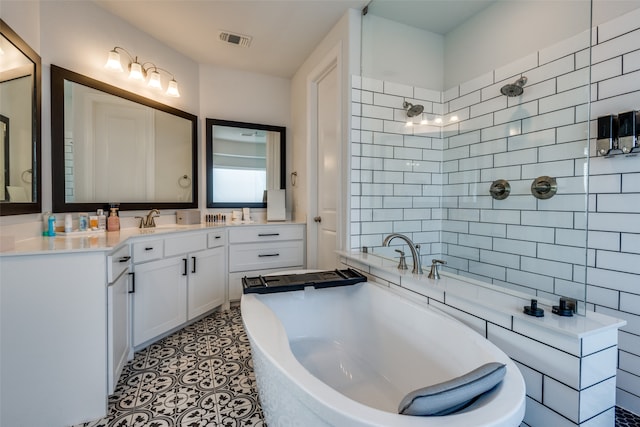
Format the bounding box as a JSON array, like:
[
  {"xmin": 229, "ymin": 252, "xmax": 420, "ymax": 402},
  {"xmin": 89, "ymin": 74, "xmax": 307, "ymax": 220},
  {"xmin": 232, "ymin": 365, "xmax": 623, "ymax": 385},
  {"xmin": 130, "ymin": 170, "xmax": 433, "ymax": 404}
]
[
  {"xmin": 500, "ymin": 76, "xmax": 528, "ymax": 97},
  {"xmin": 403, "ymin": 101, "xmax": 424, "ymax": 117}
]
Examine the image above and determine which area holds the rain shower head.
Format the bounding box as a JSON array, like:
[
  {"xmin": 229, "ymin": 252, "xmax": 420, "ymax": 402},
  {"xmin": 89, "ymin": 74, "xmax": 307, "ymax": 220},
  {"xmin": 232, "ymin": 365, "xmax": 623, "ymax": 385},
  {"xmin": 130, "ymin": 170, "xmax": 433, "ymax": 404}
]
[
  {"xmin": 500, "ymin": 76, "xmax": 528, "ymax": 97},
  {"xmin": 403, "ymin": 101, "xmax": 424, "ymax": 117}
]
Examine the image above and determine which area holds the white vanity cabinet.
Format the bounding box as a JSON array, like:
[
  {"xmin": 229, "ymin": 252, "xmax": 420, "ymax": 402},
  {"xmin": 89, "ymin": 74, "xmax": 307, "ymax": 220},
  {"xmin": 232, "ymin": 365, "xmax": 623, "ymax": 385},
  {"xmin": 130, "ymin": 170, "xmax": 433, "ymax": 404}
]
[
  {"xmin": 183, "ymin": 230, "xmax": 227, "ymax": 320},
  {"xmin": 0, "ymin": 251, "xmax": 108, "ymax": 427},
  {"xmin": 228, "ymin": 224, "xmax": 305, "ymax": 300},
  {"xmin": 107, "ymin": 244, "xmax": 131, "ymax": 395},
  {"xmin": 131, "ymin": 230, "xmax": 226, "ymax": 348}
]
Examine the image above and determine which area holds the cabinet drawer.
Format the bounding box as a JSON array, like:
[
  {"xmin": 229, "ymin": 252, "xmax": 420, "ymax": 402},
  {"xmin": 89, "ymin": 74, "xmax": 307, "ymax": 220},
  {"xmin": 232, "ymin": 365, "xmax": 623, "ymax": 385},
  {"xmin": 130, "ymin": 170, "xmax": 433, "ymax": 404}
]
[
  {"xmin": 228, "ymin": 225, "xmax": 304, "ymax": 243},
  {"xmin": 207, "ymin": 230, "xmax": 227, "ymax": 248},
  {"xmin": 164, "ymin": 233, "xmax": 207, "ymax": 257},
  {"xmin": 132, "ymin": 239, "xmax": 164, "ymax": 264},
  {"xmin": 229, "ymin": 240, "xmax": 304, "ymax": 272},
  {"xmin": 107, "ymin": 244, "xmax": 131, "ymax": 283}
]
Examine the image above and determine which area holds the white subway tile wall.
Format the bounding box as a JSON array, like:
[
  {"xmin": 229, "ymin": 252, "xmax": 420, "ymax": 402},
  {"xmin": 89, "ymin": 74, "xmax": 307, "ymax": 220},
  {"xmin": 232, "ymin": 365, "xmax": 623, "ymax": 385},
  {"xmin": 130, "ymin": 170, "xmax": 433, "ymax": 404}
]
[{"xmin": 352, "ymin": 6, "xmax": 640, "ymax": 422}]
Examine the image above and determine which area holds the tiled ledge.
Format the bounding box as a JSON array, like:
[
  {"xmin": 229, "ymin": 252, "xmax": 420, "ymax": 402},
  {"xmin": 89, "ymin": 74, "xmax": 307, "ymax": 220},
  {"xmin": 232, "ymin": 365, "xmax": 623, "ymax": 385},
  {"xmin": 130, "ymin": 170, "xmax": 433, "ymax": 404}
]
[
  {"xmin": 338, "ymin": 251, "xmax": 624, "ymax": 340},
  {"xmin": 338, "ymin": 250, "xmax": 627, "ymax": 427}
]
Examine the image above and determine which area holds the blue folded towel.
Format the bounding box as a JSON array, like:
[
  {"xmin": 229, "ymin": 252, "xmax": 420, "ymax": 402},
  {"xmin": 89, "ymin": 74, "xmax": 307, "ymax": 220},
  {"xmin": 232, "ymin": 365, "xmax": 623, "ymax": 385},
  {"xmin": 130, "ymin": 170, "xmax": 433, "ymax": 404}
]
[{"xmin": 398, "ymin": 362, "xmax": 506, "ymax": 416}]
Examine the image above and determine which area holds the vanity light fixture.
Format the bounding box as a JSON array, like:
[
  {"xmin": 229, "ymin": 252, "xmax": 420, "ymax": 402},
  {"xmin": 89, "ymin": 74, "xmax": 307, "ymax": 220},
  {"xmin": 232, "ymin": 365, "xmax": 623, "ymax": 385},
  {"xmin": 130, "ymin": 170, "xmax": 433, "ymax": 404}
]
[{"xmin": 105, "ymin": 46, "xmax": 180, "ymax": 97}]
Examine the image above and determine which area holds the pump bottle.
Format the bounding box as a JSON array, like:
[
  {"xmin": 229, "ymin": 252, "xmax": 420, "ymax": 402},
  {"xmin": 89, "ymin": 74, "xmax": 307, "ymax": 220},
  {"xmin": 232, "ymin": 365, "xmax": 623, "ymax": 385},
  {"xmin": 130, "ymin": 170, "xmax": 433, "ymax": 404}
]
[{"xmin": 107, "ymin": 207, "xmax": 120, "ymax": 231}]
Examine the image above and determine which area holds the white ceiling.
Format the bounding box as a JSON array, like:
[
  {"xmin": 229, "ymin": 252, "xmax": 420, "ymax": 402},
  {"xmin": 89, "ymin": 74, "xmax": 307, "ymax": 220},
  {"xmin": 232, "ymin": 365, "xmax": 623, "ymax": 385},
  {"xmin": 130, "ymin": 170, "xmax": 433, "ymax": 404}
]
[
  {"xmin": 93, "ymin": 0, "xmax": 497, "ymax": 79},
  {"xmin": 93, "ymin": 0, "xmax": 370, "ymax": 78}
]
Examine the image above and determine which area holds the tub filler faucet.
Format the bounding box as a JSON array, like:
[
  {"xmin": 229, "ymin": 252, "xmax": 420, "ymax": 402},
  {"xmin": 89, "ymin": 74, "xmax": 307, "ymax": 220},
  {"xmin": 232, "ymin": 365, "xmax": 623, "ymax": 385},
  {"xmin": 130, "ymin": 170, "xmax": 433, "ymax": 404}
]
[{"xmin": 382, "ymin": 233, "xmax": 422, "ymax": 275}]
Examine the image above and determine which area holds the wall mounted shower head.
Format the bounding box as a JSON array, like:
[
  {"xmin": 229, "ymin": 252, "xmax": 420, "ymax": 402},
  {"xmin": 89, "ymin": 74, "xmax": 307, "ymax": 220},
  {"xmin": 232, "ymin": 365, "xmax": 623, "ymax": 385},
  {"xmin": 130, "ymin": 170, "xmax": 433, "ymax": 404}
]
[
  {"xmin": 403, "ymin": 101, "xmax": 424, "ymax": 117},
  {"xmin": 500, "ymin": 76, "xmax": 528, "ymax": 97}
]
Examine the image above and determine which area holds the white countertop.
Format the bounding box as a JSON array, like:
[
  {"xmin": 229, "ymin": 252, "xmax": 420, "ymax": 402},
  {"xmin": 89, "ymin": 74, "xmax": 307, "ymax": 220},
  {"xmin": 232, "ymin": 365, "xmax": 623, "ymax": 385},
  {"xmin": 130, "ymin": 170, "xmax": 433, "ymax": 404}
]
[{"xmin": 0, "ymin": 221, "xmax": 303, "ymax": 256}]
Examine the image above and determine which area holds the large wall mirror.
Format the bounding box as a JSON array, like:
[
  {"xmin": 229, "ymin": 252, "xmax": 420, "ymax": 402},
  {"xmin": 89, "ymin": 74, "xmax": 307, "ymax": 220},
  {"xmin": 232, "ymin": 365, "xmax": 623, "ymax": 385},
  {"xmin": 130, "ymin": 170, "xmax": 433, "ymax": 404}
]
[
  {"xmin": 206, "ymin": 118, "xmax": 285, "ymax": 208},
  {"xmin": 0, "ymin": 19, "xmax": 42, "ymax": 215},
  {"xmin": 51, "ymin": 65, "xmax": 198, "ymax": 213}
]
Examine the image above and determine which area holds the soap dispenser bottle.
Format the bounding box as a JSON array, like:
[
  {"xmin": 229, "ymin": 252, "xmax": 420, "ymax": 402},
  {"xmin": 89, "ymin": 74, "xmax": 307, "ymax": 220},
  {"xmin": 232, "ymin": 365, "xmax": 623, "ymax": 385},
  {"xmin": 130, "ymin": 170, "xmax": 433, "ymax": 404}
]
[{"xmin": 107, "ymin": 207, "xmax": 120, "ymax": 231}]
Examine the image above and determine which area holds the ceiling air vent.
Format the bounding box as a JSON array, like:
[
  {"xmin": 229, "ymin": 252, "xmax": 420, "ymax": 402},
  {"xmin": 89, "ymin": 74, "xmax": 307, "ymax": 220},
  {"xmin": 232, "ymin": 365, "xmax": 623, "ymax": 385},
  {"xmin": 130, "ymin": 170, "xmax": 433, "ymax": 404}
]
[{"xmin": 218, "ymin": 31, "xmax": 252, "ymax": 48}]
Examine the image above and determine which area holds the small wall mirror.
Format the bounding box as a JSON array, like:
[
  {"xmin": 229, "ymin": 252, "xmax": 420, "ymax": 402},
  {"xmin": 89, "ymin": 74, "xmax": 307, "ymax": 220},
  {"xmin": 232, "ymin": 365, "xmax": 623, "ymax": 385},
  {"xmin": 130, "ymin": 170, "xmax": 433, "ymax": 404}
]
[
  {"xmin": 206, "ymin": 118, "xmax": 285, "ymax": 208},
  {"xmin": 51, "ymin": 65, "xmax": 198, "ymax": 213},
  {"xmin": 0, "ymin": 19, "xmax": 42, "ymax": 215}
]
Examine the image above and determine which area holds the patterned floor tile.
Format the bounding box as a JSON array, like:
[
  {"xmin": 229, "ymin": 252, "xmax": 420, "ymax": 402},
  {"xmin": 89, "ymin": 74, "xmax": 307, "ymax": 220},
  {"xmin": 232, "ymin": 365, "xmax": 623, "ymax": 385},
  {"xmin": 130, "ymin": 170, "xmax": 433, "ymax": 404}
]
[
  {"xmin": 72, "ymin": 305, "xmax": 640, "ymax": 427},
  {"xmin": 73, "ymin": 306, "xmax": 265, "ymax": 427},
  {"xmin": 617, "ymin": 406, "xmax": 640, "ymax": 427}
]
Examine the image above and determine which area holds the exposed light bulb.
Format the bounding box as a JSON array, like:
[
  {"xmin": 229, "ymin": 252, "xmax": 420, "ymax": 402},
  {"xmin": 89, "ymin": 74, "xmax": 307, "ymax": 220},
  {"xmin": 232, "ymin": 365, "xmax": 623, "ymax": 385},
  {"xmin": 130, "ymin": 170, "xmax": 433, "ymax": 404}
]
[
  {"xmin": 166, "ymin": 79, "xmax": 180, "ymax": 97},
  {"xmin": 147, "ymin": 70, "xmax": 162, "ymax": 89},
  {"xmin": 105, "ymin": 49, "xmax": 123, "ymax": 72}
]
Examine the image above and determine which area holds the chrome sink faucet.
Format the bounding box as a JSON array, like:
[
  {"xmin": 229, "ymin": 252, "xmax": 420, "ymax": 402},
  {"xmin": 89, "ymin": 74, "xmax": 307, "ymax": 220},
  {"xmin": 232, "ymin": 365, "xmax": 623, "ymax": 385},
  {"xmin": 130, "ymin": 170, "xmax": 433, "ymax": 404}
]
[
  {"xmin": 382, "ymin": 233, "xmax": 422, "ymax": 275},
  {"xmin": 136, "ymin": 209, "xmax": 160, "ymax": 228}
]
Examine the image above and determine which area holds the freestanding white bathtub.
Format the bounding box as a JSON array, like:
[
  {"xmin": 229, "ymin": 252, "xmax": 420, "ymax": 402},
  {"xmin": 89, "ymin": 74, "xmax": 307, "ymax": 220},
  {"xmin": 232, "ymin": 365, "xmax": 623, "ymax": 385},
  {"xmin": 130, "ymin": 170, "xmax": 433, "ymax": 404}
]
[{"xmin": 241, "ymin": 281, "xmax": 525, "ymax": 427}]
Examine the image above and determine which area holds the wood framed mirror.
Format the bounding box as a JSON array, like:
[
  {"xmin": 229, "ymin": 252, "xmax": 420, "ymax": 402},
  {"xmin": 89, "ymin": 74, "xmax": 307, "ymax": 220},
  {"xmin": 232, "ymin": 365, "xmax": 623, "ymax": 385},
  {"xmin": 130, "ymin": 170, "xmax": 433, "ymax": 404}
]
[
  {"xmin": 0, "ymin": 19, "xmax": 42, "ymax": 215},
  {"xmin": 51, "ymin": 65, "xmax": 198, "ymax": 213},
  {"xmin": 206, "ymin": 118, "xmax": 285, "ymax": 208}
]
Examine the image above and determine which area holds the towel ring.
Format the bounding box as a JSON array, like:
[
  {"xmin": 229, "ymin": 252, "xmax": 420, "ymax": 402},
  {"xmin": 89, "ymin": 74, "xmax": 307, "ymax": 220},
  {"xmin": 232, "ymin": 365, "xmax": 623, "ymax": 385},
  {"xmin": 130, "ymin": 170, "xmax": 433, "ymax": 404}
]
[
  {"xmin": 178, "ymin": 174, "xmax": 191, "ymax": 189},
  {"xmin": 21, "ymin": 169, "xmax": 32, "ymax": 184}
]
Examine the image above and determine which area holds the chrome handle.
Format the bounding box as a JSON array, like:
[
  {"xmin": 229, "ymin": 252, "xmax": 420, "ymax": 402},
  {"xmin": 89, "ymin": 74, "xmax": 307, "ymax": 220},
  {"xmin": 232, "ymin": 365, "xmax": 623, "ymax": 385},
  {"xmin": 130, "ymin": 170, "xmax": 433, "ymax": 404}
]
[
  {"xmin": 489, "ymin": 179, "xmax": 510, "ymax": 200},
  {"xmin": 531, "ymin": 176, "xmax": 557, "ymax": 199},
  {"xmin": 395, "ymin": 249, "xmax": 408, "ymax": 270}
]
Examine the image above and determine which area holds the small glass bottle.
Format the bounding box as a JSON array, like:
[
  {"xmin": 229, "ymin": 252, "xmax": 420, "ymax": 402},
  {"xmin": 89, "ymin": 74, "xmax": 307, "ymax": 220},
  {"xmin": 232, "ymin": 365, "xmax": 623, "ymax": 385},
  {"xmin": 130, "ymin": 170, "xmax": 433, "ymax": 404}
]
[
  {"xmin": 78, "ymin": 213, "xmax": 89, "ymax": 231},
  {"xmin": 64, "ymin": 214, "xmax": 73, "ymax": 233},
  {"xmin": 97, "ymin": 209, "xmax": 107, "ymax": 230}
]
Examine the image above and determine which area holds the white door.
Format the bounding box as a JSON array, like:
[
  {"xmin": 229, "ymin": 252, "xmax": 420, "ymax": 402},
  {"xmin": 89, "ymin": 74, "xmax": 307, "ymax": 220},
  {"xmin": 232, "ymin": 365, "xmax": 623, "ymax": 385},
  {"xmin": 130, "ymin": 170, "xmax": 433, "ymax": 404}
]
[{"xmin": 315, "ymin": 62, "xmax": 340, "ymax": 270}]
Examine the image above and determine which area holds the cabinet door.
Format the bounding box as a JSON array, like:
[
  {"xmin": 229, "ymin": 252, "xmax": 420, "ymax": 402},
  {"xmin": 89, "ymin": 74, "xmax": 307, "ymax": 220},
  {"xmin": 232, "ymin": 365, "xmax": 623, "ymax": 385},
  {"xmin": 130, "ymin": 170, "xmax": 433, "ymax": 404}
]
[
  {"xmin": 132, "ymin": 257, "xmax": 187, "ymax": 347},
  {"xmin": 108, "ymin": 270, "xmax": 130, "ymax": 395},
  {"xmin": 188, "ymin": 246, "xmax": 226, "ymax": 320}
]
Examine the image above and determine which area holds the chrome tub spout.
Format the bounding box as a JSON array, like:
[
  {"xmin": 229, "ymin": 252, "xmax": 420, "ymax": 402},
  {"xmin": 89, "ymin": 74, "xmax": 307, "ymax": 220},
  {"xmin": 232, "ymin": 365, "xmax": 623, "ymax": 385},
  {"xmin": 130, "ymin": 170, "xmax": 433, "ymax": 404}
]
[{"xmin": 382, "ymin": 233, "xmax": 422, "ymax": 275}]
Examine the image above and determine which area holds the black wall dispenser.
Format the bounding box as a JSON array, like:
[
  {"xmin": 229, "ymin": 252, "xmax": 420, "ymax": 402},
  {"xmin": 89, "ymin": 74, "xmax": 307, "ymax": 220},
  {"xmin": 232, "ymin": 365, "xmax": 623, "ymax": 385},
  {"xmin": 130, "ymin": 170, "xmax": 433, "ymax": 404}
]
[
  {"xmin": 618, "ymin": 110, "xmax": 639, "ymax": 154},
  {"xmin": 597, "ymin": 110, "xmax": 639, "ymax": 156},
  {"xmin": 596, "ymin": 114, "xmax": 618, "ymax": 156}
]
